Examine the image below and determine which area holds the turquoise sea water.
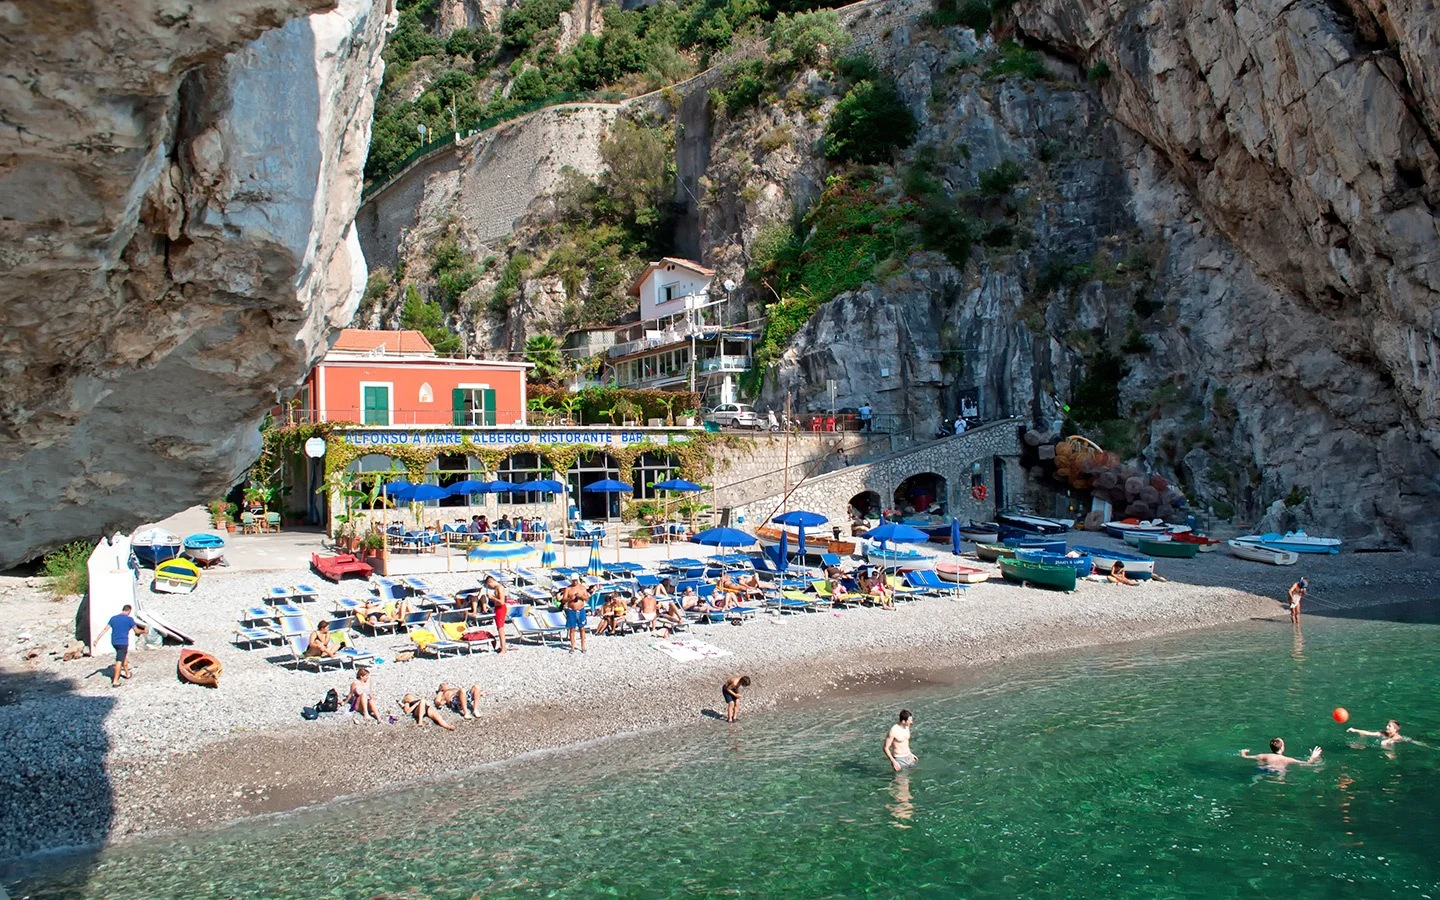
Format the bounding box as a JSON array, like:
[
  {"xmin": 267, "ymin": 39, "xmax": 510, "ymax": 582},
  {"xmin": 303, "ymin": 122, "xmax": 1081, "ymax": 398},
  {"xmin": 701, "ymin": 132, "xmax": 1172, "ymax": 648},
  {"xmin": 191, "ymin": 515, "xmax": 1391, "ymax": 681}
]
[{"xmin": 12, "ymin": 602, "xmax": 1440, "ymax": 898}]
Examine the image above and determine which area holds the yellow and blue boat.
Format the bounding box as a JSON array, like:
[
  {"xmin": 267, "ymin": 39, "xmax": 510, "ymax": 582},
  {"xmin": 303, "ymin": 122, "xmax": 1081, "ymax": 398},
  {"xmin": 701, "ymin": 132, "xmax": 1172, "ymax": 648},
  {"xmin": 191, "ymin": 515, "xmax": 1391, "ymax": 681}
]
[{"xmin": 153, "ymin": 558, "xmax": 201, "ymax": 594}]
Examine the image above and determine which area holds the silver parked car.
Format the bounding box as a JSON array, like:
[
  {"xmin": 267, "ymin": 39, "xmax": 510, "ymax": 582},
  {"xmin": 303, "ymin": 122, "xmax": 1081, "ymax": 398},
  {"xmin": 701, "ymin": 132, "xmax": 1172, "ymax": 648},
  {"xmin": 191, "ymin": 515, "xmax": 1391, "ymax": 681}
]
[{"xmin": 706, "ymin": 402, "xmax": 762, "ymax": 429}]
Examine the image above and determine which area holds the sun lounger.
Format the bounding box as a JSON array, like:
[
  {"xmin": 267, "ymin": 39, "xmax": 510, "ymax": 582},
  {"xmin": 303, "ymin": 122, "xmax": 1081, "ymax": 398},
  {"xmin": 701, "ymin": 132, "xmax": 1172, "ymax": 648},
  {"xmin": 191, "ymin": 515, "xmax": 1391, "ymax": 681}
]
[
  {"xmin": 293, "ymin": 584, "xmax": 320, "ymax": 602},
  {"xmin": 328, "ymin": 630, "xmax": 374, "ymax": 668},
  {"xmin": 279, "ymin": 613, "xmax": 311, "ymax": 636},
  {"xmin": 405, "ymin": 623, "xmax": 469, "ymax": 657},
  {"xmin": 774, "ymin": 592, "xmax": 819, "ymax": 613},
  {"xmin": 435, "ymin": 621, "xmax": 483, "ymax": 654},
  {"xmin": 512, "ymin": 585, "xmax": 552, "ymax": 604},
  {"xmin": 266, "ymin": 585, "xmax": 291, "ymax": 603},
  {"xmin": 240, "ymin": 606, "xmax": 276, "ymax": 626},
  {"xmin": 905, "ymin": 570, "xmax": 964, "ymax": 597},
  {"xmin": 511, "ymin": 614, "xmax": 566, "ymax": 646},
  {"xmin": 233, "ymin": 626, "xmax": 283, "ymax": 649},
  {"xmin": 403, "ymin": 577, "xmax": 432, "ymax": 592},
  {"xmin": 332, "ymin": 597, "xmax": 364, "ymax": 615},
  {"xmin": 283, "ymin": 635, "xmax": 345, "ymax": 671}
]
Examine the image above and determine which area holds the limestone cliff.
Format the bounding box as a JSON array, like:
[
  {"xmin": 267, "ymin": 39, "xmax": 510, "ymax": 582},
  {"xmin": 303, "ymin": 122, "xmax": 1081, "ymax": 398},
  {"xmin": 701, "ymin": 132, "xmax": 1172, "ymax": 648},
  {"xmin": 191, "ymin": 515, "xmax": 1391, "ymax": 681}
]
[{"xmin": 0, "ymin": 0, "xmax": 388, "ymax": 566}]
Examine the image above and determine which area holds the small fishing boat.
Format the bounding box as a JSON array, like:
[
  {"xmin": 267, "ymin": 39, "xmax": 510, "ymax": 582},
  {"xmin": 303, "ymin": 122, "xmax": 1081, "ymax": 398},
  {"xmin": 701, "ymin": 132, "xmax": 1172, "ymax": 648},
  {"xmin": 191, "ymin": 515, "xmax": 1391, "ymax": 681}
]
[
  {"xmin": 1137, "ymin": 539, "xmax": 1199, "ymax": 559},
  {"xmin": 1103, "ymin": 520, "xmax": 1169, "ymax": 540},
  {"xmin": 1073, "ymin": 545, "xmax": 1156, "ymax": 580},
  {"xmin": 178, "ymin": 648, "xmax": 222, "ymax": 688},
  {"xmin": 153, "ymin": 558, "xmax": 200, "ymax": 594},
  {"xmin": 1233, "ymin": 531, "xmax": 1341, "ymax": 555},
  {"xmin": 975, "ymin": 542, "xmax": 1017, "ymax": 562},
  {"xmin": 958, "ymin": 522, "xmax": 1001, "ymax": 544},
  {"xmin": 1171, "ymin": 533, "xmax": 1220, "ymax": 552},
  {"xmin": 182, "ymin": 533, "xmax": 226, "ymax": 566},
  {"xmin": 1014, "ymin": 548, "xmax": 1093, "ymax": 574},
  {"xmin": 936, "ymin": 562, "xmax": 991, "ymax": 584},
  {"xmin": 1000, "ymin": 557, "xmax": 1078, "ymax": 591},
  {"xmin": 864, "ymin": 545, "xmax": 937, "ymax": 570},
  {"xmin": 1228, "ymin": 540, "xmax": 1299, "ymax": 565},
  {"xmin": 755, "ymin": 526, "xmax": 855, "ymax": 556},
  {"xmin": 131, "ymin": 528, "xmax": 183, "ymax": 567},
  {"xmin": 1124, "ymin": 530, "xmax": 1171, "ymax": 547},
  {"xmin": 996, "ymin": 512, "xmax": 1071, "ymax": 535},
  {"xmin": 1002, "ymin": 537, "xmax": 1068, "ymax": 554}
]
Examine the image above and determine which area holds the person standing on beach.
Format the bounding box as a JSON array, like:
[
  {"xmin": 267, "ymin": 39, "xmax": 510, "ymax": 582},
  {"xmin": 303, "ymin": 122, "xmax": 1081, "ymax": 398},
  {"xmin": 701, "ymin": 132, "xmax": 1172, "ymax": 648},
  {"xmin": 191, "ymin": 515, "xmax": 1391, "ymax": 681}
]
[
  {"xmin": 884, "ymin": 710, "xmax": 918, "ymax": 771},
  {"xmin": 94, "ymin": 604, "xmax": 144, "ymax": 687},
  {"xmin": 485, "ymin": 575, "xmax": 510, "ymax": 654},
  {"xmin": 722, "ymin": 675, "xmax": 751, "ymax": 722},
  {"xmin": 561, "ymin": 575, "xmax": 590, "ymax": 654},
  {"xmin": 1286, "ymin": 577, "xmax": 1308, "ymax": 623},
  {"xmin": 1240, "ymin": 738, "xmax": 1322, "ymax": 770}
]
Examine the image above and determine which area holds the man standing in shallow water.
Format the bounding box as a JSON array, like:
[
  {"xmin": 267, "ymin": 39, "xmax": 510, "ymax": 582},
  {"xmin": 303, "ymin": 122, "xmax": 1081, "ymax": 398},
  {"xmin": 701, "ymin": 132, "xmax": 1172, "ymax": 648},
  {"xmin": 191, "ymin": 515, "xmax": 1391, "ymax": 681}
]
[{"xmin": 884, "ymin": 709, "xmax": 918, "ymax": 771}]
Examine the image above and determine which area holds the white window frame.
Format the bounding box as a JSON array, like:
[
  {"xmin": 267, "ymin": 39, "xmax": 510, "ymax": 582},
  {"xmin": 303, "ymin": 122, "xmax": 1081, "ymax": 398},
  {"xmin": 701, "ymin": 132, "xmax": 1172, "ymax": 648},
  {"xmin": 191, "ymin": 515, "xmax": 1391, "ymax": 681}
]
[
  {"xmin": 359, "ymin": 381, "xmax": 393, "ymax": 426},
  {"xmin": 455, "ymin": 382, "xmax": 492, "ymax": 427}
]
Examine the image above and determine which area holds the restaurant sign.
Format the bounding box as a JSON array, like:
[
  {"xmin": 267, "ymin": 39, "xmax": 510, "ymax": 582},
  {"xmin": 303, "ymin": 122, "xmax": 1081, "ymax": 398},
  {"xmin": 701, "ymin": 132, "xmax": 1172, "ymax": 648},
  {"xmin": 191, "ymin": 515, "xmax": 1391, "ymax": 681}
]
[{"xmin": 340, "ymin": 429, "xmax": 689, "ymax": 448}]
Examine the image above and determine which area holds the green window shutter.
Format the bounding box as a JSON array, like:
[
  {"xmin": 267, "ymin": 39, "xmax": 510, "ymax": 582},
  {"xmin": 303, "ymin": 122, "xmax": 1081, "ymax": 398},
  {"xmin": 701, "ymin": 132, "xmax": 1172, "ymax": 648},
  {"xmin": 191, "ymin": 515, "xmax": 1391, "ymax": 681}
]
[
  {"xmin": 363, "ymin": 386, "xmax": 389, "ymax": 426},
  {"xmin": 452, "ymin": 388, "xmax": 466, "ymax": 426},
  {"xmin": 482, "ymin": 388, "xmax": 497, "ymax": 426}
]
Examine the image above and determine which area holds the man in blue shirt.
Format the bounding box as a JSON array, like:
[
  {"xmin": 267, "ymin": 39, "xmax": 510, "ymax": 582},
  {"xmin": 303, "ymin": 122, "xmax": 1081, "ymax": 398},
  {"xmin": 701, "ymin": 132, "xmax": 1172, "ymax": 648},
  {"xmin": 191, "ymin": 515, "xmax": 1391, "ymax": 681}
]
[{"xmin": 95, "ymin": 604, "xmax": 143, "ymax": 687}]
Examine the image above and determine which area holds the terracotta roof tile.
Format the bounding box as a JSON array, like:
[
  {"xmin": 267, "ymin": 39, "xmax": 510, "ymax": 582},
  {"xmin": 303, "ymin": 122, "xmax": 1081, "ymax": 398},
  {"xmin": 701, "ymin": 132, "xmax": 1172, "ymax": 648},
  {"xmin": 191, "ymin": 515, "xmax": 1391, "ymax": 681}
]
[{"xmin": 331, "ymin": 329, "xmax": 435, "ymax": 355}]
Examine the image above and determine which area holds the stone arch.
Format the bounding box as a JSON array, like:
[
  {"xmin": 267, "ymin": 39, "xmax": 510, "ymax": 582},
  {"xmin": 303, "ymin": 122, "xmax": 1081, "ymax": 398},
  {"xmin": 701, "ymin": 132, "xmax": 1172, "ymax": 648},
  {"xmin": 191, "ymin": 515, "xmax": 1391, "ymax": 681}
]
[
  {"xmin": 894, "ymin": 472, "xmax": 947, "ymax": 515},
  {"xmin": 848, "ymin": 490, "xmax": 881, "ymax": 521}
]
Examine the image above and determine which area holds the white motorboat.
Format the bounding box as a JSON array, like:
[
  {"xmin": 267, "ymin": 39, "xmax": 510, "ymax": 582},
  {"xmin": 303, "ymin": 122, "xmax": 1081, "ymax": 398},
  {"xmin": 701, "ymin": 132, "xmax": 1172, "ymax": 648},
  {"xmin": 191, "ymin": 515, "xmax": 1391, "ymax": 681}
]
[{"xmin": 1228, "ymin": 540, "xmax": 1299, "ymax": 565}]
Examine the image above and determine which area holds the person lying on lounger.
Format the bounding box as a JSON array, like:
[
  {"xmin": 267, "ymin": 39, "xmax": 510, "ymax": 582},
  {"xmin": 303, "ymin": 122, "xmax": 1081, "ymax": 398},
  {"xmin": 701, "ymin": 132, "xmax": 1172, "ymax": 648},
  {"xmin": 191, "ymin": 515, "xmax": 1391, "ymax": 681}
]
[
  {"xmin": 399, "ymin": 693, "xmax": 456, "ymax": 730},
  {"xmin": 716, "ymin": 573, "xmax": 747, "ymax": 606},
  {"xmin": 355, "ymin": 600, "xmax": 393, "ymax": 626},
  {"xmin": 679, "ymin": 586, "xmax": 700, "ymax": 610},
  {"xmin": 736, "ymin": 573, "xmax": 766, "ymax": 601},
  {"xmin": 435, "ymin": 683, "xmax": 485, "ymax": 720},
  {"xmin": 858, "ymin": 571, "xmax": 894, "ymax": 609}
]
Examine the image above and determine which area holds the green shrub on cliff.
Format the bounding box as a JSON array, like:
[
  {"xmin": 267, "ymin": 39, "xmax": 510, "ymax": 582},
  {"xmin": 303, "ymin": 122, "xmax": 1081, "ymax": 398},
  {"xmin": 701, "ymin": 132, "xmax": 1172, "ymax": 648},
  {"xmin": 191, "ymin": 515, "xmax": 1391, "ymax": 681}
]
[
  {"xmin": 822, "ymin": 80, "xmax": 917, "ymax": 164},
  {"xmin": 400, "ymin": 284, "xmax": 462, "ymax": 355}
]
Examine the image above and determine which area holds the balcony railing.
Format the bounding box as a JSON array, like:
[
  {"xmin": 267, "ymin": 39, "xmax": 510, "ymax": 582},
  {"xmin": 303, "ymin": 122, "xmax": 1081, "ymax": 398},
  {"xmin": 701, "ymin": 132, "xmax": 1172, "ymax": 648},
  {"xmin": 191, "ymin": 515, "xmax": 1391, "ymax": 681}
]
[
  {"xmin": 608, "ymin": 325, "xmax": 688, "ymax": 358},
  {"xmin": 698, "ymin": 355, "xmax": 751, "ymax": 373}
]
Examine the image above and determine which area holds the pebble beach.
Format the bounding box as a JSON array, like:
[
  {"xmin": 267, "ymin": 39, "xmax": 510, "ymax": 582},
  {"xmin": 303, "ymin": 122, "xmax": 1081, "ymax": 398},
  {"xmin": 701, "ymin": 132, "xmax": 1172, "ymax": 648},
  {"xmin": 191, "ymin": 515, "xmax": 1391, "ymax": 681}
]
[{"xmin": 2, "ymin": 533, "xmax": 1438, "ymax": 869}]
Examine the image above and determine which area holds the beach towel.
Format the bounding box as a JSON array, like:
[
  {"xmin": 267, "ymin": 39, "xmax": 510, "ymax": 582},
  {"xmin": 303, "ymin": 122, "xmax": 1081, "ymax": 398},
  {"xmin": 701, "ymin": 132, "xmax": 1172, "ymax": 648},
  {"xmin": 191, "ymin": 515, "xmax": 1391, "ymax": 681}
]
[{"xmin": 649, "ymin": 638, "xmax": 732, "ymax": 662}]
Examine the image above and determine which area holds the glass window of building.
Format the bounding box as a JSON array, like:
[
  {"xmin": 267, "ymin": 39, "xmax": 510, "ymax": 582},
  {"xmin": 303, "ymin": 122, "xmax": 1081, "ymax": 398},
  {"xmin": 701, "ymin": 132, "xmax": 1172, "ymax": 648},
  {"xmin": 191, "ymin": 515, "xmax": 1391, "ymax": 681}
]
[
  {"xmin": 633, "ymin": 452, "xmax": 678, "ymax": 499},
  {"xmin": 496, "ymin": 452, "xmax": 548, "ymax": 504}
]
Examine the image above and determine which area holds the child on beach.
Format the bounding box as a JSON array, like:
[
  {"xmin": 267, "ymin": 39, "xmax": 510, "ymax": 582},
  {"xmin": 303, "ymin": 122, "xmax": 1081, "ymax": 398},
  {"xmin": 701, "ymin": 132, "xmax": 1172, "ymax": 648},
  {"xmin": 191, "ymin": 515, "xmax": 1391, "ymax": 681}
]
[
  {"xmin": 722, "ymin": 675, "xmax": 751, "ymax": 723},
  {"xmin": 348, "ymin": 667, "xmax": 381, "ymax": 724}
]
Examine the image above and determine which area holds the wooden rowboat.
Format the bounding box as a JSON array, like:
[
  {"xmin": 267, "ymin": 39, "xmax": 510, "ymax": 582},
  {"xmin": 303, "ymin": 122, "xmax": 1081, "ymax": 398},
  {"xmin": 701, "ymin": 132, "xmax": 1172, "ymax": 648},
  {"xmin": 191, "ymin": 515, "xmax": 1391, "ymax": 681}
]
[
  {"xmin": 755, "ymin": 526, "xmax": 855, "ymax": 556},
  {"xmin": 975, "ymin": 542, "xmax": 1017, "ymax": 563},
  {"xmin": 1171, "ymin": 533, "xmax": 1220, "ymax": 552},
  {"xmin": 936, "ymin": 562, "xmax": 991, "ymax": 584},
  {"xmin": 178, "ymin": 648, "xmax": 222, "ymax": 688},
  {"xmin": 1137, "ymin": 539, "xmax": 1199, "ymax": 559},
  {"xmin": 153, "ymin": 558, "xmax": 200, "ymax": 594},
  {"xmin": 1227, "ymin": 540, "xmax": 1299, "ymax": 566},
  {"xmin": 999, "ymin": 557, "xmax": 1078, "ymax": 591}
]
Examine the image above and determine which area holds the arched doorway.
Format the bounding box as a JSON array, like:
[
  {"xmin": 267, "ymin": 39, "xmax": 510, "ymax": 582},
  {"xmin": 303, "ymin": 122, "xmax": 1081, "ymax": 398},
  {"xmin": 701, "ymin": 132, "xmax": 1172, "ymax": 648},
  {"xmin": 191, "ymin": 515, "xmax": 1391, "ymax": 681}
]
[
  {"xmin": 569, "ymin": 451, "xmax": 624, "ymax": 520},
  {"xmin": 848, "ymin": 490, "xmax": 881, "ymax": 521},
  {"xmin": 894, "ymin": 472, "xmax": 947, "ymax": 516}
]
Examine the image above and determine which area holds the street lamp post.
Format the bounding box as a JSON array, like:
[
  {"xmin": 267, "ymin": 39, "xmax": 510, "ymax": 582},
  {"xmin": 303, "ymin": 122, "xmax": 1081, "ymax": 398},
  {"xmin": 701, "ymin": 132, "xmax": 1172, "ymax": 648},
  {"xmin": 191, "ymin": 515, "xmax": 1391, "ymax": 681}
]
[{"xmin": 417, "ymin": 123, "xmax": 427, "ymax": 145}]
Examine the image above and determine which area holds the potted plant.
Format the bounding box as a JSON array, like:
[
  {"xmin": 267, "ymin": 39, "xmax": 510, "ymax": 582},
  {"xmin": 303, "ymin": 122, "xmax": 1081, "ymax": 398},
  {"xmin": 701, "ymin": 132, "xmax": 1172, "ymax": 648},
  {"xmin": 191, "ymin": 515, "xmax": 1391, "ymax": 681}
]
[
  {"xmin": 677, "ymin": 408, "xmax": 698, "ymax": 427},
  {"xmin": 359, "ymin": 532, "xmax": 387, "ymax": 574},
  {"xmin": 224, "ymin": 502, "xmax": 240, "ymax": 532},
  {"xmin": 627, "ymin": 525, "xmax": 652, "ymax": 548}
]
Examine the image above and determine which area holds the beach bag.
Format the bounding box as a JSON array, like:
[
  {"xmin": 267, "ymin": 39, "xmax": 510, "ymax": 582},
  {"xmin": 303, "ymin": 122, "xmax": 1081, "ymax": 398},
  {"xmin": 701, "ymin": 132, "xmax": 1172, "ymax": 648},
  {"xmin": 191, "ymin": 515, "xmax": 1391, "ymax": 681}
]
[
  {"xmin": 319, "ymin": 688, "xmax": 339, "ymax": 713},
  {"xmin": 461, "ymin": 628, "xmax": 494, "ymax": 643},
  {"xmin": 301, "ymin": 706, "xmax": 320, "ymax": 720}
]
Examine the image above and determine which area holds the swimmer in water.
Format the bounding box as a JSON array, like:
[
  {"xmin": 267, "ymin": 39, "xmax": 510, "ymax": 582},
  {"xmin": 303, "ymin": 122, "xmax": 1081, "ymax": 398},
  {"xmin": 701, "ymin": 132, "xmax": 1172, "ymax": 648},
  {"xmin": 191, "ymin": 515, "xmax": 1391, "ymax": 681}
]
[
  {"xmin": 884, "ymin": 709, "xmax": 918, "ymax": 772},
  {"xmin": 1347, "ymin": 720, "xmax": 1427, "ymax": 748},
  {"xmin": 1240, "ymin": 737, "xmax": 1322, "ymax": 770}
]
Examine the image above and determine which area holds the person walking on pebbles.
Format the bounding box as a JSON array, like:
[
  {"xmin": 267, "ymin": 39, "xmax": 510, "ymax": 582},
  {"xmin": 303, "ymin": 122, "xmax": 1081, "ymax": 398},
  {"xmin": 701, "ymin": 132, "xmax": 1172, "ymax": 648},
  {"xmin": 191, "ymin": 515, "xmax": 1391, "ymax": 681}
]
[
  {"xmin": 722, "ymin": 675, "xmax": 751, "ymax": 722},
  {"xmin": 94, "ymin": 604, "xmax": 146, "ymax": 688}
]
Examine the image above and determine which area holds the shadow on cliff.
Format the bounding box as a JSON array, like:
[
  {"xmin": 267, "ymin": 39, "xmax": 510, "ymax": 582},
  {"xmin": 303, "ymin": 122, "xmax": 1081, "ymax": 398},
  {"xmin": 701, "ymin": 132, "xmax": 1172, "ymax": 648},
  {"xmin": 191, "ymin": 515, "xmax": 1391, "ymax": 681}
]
[{"xmin": 0, "ymin": 667, "xmax": 116, "ymax": 894}]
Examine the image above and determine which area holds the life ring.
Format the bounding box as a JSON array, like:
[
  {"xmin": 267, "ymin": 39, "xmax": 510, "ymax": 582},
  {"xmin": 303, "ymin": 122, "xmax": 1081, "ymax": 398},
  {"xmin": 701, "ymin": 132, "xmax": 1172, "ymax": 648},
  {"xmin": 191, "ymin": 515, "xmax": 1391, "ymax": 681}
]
[{"xmin": 972, "ymin": 484, "xmax": 988, "ymax": 501}]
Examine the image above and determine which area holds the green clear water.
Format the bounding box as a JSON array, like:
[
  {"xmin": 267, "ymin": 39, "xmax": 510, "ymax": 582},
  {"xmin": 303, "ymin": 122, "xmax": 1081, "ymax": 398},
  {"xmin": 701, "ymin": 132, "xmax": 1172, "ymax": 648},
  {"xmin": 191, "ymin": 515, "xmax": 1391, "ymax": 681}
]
[{"xmin": 12, "ymin": 603, "xmax": 1440, "ymax": 898}]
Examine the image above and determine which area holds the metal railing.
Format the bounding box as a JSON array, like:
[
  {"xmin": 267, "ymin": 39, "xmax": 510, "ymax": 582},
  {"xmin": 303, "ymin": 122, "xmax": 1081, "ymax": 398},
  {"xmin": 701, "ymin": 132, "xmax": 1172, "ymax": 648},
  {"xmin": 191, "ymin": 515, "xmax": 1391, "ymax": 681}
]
[{"xmin": 698, "ymin": 355, "xmax": 751, "ymax": 373}]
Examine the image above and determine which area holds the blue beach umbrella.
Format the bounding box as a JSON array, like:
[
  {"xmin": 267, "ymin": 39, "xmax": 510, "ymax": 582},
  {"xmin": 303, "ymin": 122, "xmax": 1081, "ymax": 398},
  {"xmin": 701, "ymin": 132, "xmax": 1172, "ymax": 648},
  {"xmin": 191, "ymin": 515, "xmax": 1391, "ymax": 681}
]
[
  {"xmin": 541, "ymin": 532, "xmax": 556, "ymax": 568},
  {"xmin": 653, "ymin": 478, "xmax": 703, "ymax": 492},
  {"xmin": 951, "ymin": 518, "xmax": 963, "ymax": 556},
  {"xmin": 482, "ymin": 480, "xmax": 524, "ymax": 493},
  {"xmin": 773, "ymin": 510, "xmax": 827, "ymax": 561},
  {"xmin": 588, "ymin": 537, "xmax": 604, "ymax": 578},
  {"xmin": 582, "ymin": 478, "xmax": 634, "ymax": 494},
  {"xmin": 381, "ymin": 480, "xmax": 415, "ymax": 496},
  {"xmin": 776, "ymin": 529, "xmax": 790, "ymax": 574},
  {"xmin": 445, "ymin": 480, "xmax": 489, "ymax": 496},
  {"xmin": 865, "ymin": 522, "xmax": 929, "ymax": 569},
  {"xmin": 466, "ymin": 541, "xmax": 537, "ymax": 568},
  {"xmin": 391, "ymin": 483, "xmax": 449, "ymax": 503},
  {"xmin": 520, "ymin": 478, "xmax": 568, "ymax": 494},
  {"xmin": 690, "ymin": 527, "xmax": 757, "ymax": 548}
]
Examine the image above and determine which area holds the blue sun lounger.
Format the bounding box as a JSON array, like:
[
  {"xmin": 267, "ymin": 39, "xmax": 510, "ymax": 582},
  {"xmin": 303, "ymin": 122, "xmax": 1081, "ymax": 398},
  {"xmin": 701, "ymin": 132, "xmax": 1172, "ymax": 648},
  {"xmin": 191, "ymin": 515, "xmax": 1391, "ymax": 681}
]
[
  {"xmin": 511, "ymin": 614, "xmax": 566, "ymax": 646},
  {"xmin": 240, "ymin": 606, "xmax": 275, "ymax": 626},
  {"xmin": 293, "ymin": 583, "xmax": 321, "ymax": 602},
  {"xmin": 233, "ymin": 626, "xmax": 283, "ymax": 649}
]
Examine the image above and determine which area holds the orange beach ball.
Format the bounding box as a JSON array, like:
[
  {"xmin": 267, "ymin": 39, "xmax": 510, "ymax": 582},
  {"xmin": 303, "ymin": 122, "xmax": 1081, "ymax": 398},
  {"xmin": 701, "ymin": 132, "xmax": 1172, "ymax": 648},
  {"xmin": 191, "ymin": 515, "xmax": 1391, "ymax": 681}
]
[{"xmin": 1332, "ymin": 707, "xmax": 1350, "ymax": 724}]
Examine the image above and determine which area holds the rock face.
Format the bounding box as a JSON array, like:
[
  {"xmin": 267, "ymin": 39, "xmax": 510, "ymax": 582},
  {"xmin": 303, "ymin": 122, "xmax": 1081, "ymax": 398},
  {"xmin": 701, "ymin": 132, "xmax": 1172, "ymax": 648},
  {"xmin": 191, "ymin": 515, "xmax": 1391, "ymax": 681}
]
[{"xmin": 0, "ymin": 0, "xmax": 389, "ymax": 567}]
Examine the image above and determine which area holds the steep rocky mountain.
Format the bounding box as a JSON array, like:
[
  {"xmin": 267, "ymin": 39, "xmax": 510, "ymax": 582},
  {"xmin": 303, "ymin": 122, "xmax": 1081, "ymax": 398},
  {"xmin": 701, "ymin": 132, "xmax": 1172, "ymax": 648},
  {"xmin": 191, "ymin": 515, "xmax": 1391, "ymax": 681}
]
[
  {"xmin": 0, "ymin": 0, "xmax": 388, "ymax": 567},
  {"xmin": 362, "ymin": 0, "xmax": 1436, "ymax": 549}
]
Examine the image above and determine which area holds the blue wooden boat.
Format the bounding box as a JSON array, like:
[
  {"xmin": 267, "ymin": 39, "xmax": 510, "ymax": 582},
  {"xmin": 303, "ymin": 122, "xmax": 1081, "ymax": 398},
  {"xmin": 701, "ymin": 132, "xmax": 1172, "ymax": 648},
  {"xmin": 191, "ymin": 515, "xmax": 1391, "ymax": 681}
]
[
  {"xmin": 1002, "ymin": 537, "xmax": 1068, "ymax": 554},
  {"xmin": 132, "ymin": 528, "xmax": 183, "ymax": 567},
  {"xmin": 153, "ymin": 557, "xmax": 200, "ymax": 594},
  {"xmin": 1234, "ymin": 532, "xmax": 1341, "ymax": 555},
  {"xmin": 1014, "ymin": 548, "xmax": 1093, "ymax": 574},
  {"xmin": 182, "ymin": 533, "xmax": 226, "ymax": 566},
  {"xmin": 1072, "ymin": 545, "xmax": 1155, "ymax": 580}
]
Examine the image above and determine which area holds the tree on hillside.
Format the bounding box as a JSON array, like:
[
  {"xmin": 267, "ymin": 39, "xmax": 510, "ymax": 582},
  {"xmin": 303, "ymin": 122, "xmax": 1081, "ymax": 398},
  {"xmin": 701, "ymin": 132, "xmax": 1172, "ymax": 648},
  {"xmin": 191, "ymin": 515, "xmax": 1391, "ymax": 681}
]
[
  {"xmin": 400, "ymin": 284, "xmax": 462, "ymax": 356},
  {"xmin": 524, "ymin": 334, "xmax": 565, "ymax": 385},
  {"xmin": 822, "ymin": 79, "xmax": 918, "ymax": 164}
]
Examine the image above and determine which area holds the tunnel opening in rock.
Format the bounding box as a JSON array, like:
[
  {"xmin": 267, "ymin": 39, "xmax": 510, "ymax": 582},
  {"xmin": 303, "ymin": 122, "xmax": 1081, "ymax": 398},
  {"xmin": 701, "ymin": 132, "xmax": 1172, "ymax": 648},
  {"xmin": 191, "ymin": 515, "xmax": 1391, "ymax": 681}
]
[{"xmin": 894, "ymin": 472, "xmax": 947, "ymax": 516}]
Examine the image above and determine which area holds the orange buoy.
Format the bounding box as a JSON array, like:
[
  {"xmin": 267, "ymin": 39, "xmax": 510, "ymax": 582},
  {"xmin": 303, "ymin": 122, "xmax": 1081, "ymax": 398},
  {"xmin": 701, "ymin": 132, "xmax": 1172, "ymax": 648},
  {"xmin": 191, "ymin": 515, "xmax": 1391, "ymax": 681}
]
[{"xmin": 1332, "ymin": 707, "xmax": 1349, "ymax": 723}]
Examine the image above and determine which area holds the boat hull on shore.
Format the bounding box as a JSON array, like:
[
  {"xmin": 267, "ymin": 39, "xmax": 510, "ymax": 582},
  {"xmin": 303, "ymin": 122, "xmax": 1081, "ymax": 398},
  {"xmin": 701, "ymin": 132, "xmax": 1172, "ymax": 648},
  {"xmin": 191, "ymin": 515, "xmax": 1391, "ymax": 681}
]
[
  {"xmin": 1137, "ymin": 539, "xmax": 1198, "ymax": 559},
  {"xmin": 1172, "ymin": 533, "xmax": 1220, "ymax": 552},
  {"xmin": 178, "ymin": 648, "xmax": 222, "ymax": 688},
  {"xmin": 182, "ymin": 533, "xmax": 226, "ymax": 566},
  {"xmin": 936, "ymin": 562, "xmax": 991, "ymax": 583},
  {"xmin": 1228, "ymin": 540, "xmax": 1299, "ymax": 565},
  {"xmin": 1233, "ymin": 531, "xmax": 1340, "ymax": 555},
  {"xmin": 975, "ymin": 543, "xmax": 1016, "ymax": 563},
  {"xmin": 153, "ymin": 558, "xmax": 200, "ymax": 594},
  {"xmin": 958, "ymin": 523, "xmax": 1001, "ymax": 544},
  {"xmin": 132, "ymin": 528, "xmax": 183, "ymax": 567},
  {"xmin": 996, "ymin": 513, "xmax": 1071, "ymax": 536},
  {"xmin": 754, "ymin": 526, "xmax": 855, "ymax": 556},
  {"xmin": 1003, "ymin": 538, "xmax": 1068, "ymax": 554},
  {"xmin": 1014, "ymin": 549, "xmax": 1093, "ymax": 574},
  {"xmin": 999, "ymin": 558, "xmax": 1078, "ymax": 591},
  {"xmin": 1072, "ymin": 546, "xmax": 1155, "ymax": 580}
]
